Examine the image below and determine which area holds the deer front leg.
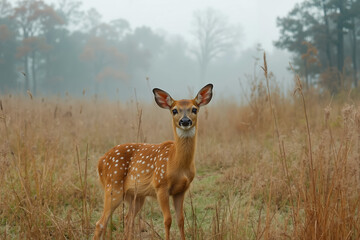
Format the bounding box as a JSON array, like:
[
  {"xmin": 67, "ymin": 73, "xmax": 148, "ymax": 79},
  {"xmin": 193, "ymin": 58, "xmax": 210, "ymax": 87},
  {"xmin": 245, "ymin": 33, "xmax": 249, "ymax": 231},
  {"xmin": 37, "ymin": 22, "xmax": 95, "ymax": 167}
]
[
  {"xmin": 173, "ymin": 192, "xmax": 186, "ymax": 240},
  {"xmin": 157, "ymin": 188, "xmax": 172, "ymax": 240}
]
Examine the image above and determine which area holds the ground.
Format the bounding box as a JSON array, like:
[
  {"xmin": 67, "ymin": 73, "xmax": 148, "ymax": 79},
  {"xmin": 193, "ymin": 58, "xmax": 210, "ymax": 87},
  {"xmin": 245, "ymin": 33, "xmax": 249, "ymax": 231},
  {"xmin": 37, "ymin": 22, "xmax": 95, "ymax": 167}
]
[{"xmin": 0, "ymin": 87, "xmax": 360, "ymax": 239}]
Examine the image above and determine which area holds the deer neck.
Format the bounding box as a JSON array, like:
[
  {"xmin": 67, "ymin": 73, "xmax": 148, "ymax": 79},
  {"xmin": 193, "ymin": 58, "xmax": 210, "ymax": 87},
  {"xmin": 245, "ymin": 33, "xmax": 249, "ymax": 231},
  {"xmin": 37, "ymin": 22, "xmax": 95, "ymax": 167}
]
[{"xmin": 172, "ymin": 125, "xmax": 197, "ymax": 169}]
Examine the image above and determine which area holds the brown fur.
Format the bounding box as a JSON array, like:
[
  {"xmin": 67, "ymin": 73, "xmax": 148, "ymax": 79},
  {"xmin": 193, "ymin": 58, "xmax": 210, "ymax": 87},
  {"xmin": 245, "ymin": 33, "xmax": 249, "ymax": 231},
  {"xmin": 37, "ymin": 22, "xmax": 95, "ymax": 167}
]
[{"xmin": 93, "ymin": 84, "xmax": 213, "ymax": 240}]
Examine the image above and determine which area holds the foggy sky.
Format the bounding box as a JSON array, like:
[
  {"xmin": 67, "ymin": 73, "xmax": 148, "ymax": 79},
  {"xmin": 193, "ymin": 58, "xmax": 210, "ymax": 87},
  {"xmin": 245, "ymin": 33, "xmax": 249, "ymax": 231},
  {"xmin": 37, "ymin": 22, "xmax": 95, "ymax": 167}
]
[
  {"xmin": 69, "ymin": 0, "xmax": 302, "ymax": 101},
  {"xmin": 2, "ymin": 0, "xmax": 302, "ymax": 101},
  {"xmin": 83, "ymin": 0, "xmax": 301, "ymax": 52}
]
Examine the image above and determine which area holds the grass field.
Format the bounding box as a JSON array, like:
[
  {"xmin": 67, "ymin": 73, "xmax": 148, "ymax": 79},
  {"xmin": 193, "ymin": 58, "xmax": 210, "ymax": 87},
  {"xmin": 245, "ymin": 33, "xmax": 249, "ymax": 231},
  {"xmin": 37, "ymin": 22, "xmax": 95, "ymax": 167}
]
[{"xmin": 1, "ymin": 67, "xmax": 360, "ymax": 239}]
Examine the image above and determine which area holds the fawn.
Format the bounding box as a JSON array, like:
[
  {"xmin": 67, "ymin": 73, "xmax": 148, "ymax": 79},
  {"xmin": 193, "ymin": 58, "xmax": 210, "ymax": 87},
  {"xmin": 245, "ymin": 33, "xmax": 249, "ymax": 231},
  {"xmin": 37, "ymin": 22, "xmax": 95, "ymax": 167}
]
[{"xmin": 93, "ymin": 84, "xmax": 213, "ymax": 240}]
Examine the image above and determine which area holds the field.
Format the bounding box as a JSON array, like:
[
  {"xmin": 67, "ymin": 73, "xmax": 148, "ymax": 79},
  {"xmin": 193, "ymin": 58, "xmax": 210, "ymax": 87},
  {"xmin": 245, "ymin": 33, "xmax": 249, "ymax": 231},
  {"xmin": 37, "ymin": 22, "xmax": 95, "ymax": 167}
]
[{"xmin": 1, "ymin": 69, "xmax": 360, "ymax": 239}]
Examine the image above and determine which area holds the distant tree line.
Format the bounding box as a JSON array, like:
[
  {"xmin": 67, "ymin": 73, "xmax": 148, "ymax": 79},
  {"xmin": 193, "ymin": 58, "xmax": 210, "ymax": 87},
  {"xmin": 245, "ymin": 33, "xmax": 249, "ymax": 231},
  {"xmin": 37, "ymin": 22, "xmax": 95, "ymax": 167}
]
[
  {"xmin": 275, "ymin": 0, "xmax": 360, "ymax": 92},
  {"xmin": 0, "ymin": 0, "xmax": 164, "ymax": 96},
  {"xmin": 0, "ymin": 1, "xmax": 245, "ymax": 98}
]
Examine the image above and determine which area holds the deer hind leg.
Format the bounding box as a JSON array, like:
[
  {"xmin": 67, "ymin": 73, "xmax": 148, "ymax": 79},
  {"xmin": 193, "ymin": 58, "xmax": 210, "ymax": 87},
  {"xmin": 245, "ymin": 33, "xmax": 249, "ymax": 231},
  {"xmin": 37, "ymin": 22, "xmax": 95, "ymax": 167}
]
[
  {"xmin": 124, "ymin": 195, "xmax": 145, "ymax": 240},
  {"xmin": 93, "ymin": 186, "xmax": 123, "ymax": 240}
]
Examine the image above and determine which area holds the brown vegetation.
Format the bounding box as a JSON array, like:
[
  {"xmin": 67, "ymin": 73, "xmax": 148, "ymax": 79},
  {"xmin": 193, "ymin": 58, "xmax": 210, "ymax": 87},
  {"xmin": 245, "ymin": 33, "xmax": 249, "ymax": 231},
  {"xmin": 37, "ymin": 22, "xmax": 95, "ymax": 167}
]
[{"xmin": 1, "ymin": 61, "xmax": 360, "ymax": 239}]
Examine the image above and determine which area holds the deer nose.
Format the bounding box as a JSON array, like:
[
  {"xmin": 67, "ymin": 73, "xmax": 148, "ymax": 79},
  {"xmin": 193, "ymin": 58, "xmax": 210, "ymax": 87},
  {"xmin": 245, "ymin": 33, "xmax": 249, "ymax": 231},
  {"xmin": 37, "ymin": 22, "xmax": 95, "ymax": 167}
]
[{"xmin": 179, "ymin": 117, "xmax": 192, "ymax": 127}]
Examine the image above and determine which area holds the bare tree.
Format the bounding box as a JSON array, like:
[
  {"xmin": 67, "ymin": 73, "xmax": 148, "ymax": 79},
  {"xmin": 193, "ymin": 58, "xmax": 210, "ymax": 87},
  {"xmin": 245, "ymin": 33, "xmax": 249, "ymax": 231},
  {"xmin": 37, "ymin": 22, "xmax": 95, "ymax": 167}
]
[{"xmin": 191, "ymin": 8, "xmax": 240, "ymax": 83}]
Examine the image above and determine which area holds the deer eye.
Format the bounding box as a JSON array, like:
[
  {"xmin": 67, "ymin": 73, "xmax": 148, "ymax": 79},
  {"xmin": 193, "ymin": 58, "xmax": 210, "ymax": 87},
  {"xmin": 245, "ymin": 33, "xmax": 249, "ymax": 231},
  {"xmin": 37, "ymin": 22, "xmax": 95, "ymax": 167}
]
[
  {"xmin": 172, "ymin": 109, "xmax": 178, "ymax": 115},
  {"xmin": 192, "ymin": 108, "xmax": 197, "ymax": 114}
]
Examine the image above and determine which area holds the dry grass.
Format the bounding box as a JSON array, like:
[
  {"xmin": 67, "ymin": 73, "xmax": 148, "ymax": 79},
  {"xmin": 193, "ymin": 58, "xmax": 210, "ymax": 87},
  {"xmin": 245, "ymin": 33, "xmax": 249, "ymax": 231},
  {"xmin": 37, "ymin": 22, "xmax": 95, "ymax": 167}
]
[{"xmin": 1, "ymin": 63, "xmax": 360, "ymax": 239}]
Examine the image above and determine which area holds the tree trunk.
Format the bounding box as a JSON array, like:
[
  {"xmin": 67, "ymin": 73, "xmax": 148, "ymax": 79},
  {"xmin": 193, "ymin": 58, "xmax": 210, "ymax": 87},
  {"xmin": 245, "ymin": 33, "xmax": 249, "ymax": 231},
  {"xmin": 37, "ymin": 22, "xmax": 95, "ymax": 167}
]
[
  {"xmin": 32, "ymin": 50, "xmax": 37, "ymax": 96},
  {"xmin": 24, "ymin": 56, "xmax": 29, "ymax": 92},
  {"xmin": 321, "ymin": 0, "xmax": 333, "ymax": 68},
  {"xmin": 45, "ymin": 30, "xmax": 54, "ymax": 82},
  {"xmin": 351, "ymin": 16, "xmax": 358, "ymax": 87},
  {"xmin": 336, "ymin": 0, "xmax": 344, "ymax": 77},
  {"xmin": 23, "ymin": 28, "xmax": 29, "ymax": 93}
]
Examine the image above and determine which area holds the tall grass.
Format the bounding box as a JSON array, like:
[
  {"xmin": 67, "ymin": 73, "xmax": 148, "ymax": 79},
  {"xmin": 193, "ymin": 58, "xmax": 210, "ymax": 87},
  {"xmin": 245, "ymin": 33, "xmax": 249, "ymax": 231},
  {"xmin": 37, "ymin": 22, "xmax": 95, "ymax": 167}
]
[{"xmin": 1, "ymin": 64, "xmax": 360, "ymax": 239}]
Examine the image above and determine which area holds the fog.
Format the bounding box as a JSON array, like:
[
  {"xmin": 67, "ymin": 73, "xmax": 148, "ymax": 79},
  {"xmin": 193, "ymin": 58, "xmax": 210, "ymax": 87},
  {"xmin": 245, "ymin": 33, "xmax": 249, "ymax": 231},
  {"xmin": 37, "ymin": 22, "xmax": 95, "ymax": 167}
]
[{"xmin": 0, "ymin": 0, "xmax": 314, "ymax": 101}]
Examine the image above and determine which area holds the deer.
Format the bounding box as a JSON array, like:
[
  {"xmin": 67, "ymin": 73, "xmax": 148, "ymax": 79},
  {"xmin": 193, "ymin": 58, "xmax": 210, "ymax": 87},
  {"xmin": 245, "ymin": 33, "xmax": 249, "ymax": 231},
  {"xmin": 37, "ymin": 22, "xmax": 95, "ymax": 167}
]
[{"xmin": 93, "ymin": 84, "xmax": 213, "ymax": 240}]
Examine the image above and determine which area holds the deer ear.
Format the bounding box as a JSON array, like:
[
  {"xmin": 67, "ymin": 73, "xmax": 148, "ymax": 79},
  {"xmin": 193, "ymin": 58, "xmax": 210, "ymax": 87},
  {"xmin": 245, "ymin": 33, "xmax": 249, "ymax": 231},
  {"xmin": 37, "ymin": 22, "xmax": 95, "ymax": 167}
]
[
  {"xmin": 153, "ymin": 88, "xmax": 174, "ymax": 109},
  {"xmin": 195, "ymin": 84, "xmax": 213, "ymax": 107}
]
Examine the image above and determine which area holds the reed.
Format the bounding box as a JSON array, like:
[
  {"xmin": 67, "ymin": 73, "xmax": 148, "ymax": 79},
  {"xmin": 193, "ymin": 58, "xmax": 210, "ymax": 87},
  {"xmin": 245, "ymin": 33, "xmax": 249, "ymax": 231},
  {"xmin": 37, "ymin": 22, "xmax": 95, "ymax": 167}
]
[{"xmin": 1, "ymin": 65, "xmax": 359, "ymax": 239}]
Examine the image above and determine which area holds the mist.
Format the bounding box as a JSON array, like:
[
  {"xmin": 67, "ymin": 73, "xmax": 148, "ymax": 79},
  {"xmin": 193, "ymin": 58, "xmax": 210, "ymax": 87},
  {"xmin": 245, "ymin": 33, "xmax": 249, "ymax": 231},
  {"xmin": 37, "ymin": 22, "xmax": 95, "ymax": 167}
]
[
  {"xmin": 1, "ymin": 0, "xmax": 359, "ymax": 100},
  {"xmin": 0, "ymin": 0, "xmax": 297, "ymax": 102},
  {"xmin": 2, "ymin": 1, "xmax": 360, "ymax": 239}
]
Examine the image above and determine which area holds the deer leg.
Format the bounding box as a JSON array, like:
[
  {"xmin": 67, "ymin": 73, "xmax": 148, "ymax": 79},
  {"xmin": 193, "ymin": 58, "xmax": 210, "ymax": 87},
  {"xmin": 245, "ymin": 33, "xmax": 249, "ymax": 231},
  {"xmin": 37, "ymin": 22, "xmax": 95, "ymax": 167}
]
[
  {"xmin": 173, "ymin": 192, "xmax": 186, "ymax": 240},
  {"xmin": 157, "ymin": 188, "xmax": 172, "ymax": 240},
  {"xmin": 125, "ymin": 196, "xmax": 145, "ymax": 240},
  {"xmin": 93, "ymin": 188, "xmax": 122, "ymax": 240}
]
